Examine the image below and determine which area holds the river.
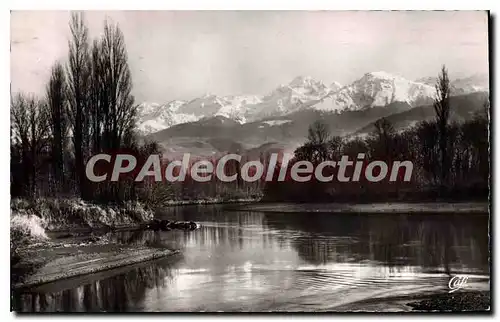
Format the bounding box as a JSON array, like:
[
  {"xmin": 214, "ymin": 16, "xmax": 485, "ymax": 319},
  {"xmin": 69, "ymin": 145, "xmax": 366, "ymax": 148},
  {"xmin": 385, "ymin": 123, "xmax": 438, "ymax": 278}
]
[{"xmin": 12, "ymin": 204, "xmax": 490, "ymax": 312}]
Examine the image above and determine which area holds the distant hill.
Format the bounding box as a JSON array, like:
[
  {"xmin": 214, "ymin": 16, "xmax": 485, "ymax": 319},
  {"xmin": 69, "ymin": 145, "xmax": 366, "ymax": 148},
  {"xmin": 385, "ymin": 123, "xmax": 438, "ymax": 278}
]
[
  {"xmin": 354, "ymin": 91, "xmax": 489, "ymax": 135},
  {"xmin": 146, "ymin": 91, "xmax": 488, "ymax": 158},
  {"xmin": 149, "ymin": 101, "xmax": 411, "ymax": 145}
]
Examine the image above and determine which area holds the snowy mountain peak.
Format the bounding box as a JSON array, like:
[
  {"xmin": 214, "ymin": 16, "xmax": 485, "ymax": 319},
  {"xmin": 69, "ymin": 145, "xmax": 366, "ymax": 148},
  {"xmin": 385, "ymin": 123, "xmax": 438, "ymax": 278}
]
[
  {"xmin": 330, "ymin": 81, "xmax": 342, "ymax": 91},
  {"xmin": 136, "ymin": 72, "xmax": 488, "ymax": 134},
  {"xmin": 137, "ymin": 100, "xmax": 198, "ymax": 134},
  {"xmin": 415, "ymin": 73, "xmax": 489, "ymax": 95},
  {"xmin": 364, "ymin": 71, "xmax": 400, "ymax": 80},
  {"xmin": 320, "ymin": 71, "xmax": 437, "ymax": 112},
  {"xmin": 290, "ymin": 75, "xmax": 318, "ymax": 87},
  {"xmin": 214, "ymin": 95, "xmax": 263, "ymax": 123},
  {"xmin": 246, "ymin": 76, "xmax": 337, "ymax": 120},
  {"xmin": 414, "ymin": 76, "xmax": 436, "ymax": 85},
  {"xmin": 201, "ymin": 92, "xmax": 216, "ymax": 99},
  {"xmin": 288, "ymin": 76, "xmax": 330, "ymax": 93},
  {"xmin": 167, "ymin": 100, "xmax": 186, "ymax": 112}
]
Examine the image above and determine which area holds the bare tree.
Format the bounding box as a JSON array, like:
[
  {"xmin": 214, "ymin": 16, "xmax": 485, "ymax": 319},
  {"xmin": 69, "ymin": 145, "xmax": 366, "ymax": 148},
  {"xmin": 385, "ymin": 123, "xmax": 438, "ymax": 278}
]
[
  {"xmin": 84, "ymin": 20, "xmax": 139, "ymax": 201},
  {"xmin": 46, "ymin": 61, "xmax": 68, "ymax": 193},
  {"xmin": 327, "ymin": 136, "xmax": 343, "ymax": 160},
  {"xmin": 11, "ymin": 94, "xmax": 51, "ymax": 196},
  {"xmin": 99, "ymin": 21, "xmax": 138, "ymax": 151},
  {"xmin": 66, "ymin": 12, "xmax": 91, "ymax": 199},
  {"xmin": 372, "ymin": 117, "xmax": 395, "ymax": 159},
  {"xmin": 307, "ymin": 120, "xmax": 330, "ymax": 146},
  {"xmin": 90, "ymin": 38, "xmax": 105, "ymax": 155},
  {"xmin": 305, "ymin": 120, "xmax": 331, "ymax": 163},
  {"xmin": 373, "ymin": 117, "xmax": 395, "ymax": 140},
  {"xmin": 414, "ymin": 121, "xmax": 440, "ymax": 184},
  {"xmin": 433, "ymin": 65, "xmax": 451, "ymax": 184}
]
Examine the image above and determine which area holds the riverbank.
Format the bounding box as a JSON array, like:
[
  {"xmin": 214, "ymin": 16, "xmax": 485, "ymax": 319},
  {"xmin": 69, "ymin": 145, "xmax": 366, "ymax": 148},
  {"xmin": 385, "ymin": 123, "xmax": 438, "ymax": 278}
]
[
  {"xmin": 330, "ymin": 290, "xmax": 490, "ymax": 312},
  {"xmin": 10, "ymin": 198, "xmax": 177, "ymax": 291},
  {"xmin": 406, "ymin": 291, "xmax": 490, "ymax": 312},
  {"xmin": 11, "ymin": 198, "xmax": 154, "ymax": 232},
  {"xmin": 12, "ymin": 239, "xmax": 179, "ymax": 290},
  {"xmin": 162, "ymin": 197, "xmax": 260, "ymax": 207},
  {"xmin": 232, "ymin": 202, "xmax": 489, "ymax": 214},
  {"xmin": 11, "ymin": 203, "xmax": 489, "ymax": 312}
]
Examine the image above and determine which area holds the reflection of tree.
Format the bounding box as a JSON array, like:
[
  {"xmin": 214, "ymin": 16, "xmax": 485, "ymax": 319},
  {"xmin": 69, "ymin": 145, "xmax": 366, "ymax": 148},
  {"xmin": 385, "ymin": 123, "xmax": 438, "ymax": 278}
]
[
  {"xmin": 13, "ymin": 258, "xmax": 174, "ymax": 312},
  {"xmin": 109, "ymin": 230, "xmax": 164, "ymax": 247},
  {"xmin": 13, "ymin": 207, "xmax": 489, "ymax": 312},
  {"xmin": 265, "ymin": 212, "xmax": 489, "ymax": 272}
]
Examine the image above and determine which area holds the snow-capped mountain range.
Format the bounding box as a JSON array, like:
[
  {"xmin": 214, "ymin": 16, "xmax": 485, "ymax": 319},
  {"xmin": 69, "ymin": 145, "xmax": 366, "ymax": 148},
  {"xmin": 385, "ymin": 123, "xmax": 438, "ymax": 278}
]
[
  {"xmin": 137, "ymin": 72, "xmax": 488, "ymax": 134},
  {"xmin": 317, "ymin": 71, "xmax": 436, "ymax": 111},
  {"xmin": 416, "ymin": 73, "xmax": 490, "ymax": 96}
]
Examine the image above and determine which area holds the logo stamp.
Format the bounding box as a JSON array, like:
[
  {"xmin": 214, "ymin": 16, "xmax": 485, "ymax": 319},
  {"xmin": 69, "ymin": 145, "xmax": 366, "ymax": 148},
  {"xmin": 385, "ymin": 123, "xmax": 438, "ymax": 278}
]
[{"xmin": 448, "ymin": 275, "xmax": 469, "ymax": 293}]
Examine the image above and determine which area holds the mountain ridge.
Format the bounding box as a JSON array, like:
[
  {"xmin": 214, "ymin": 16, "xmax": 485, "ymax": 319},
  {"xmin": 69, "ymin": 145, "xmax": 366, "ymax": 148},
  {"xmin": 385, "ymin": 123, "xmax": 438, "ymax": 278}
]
[{"xmin": 137, "ymin": 72, "xmax": 489, "ymax": 135}]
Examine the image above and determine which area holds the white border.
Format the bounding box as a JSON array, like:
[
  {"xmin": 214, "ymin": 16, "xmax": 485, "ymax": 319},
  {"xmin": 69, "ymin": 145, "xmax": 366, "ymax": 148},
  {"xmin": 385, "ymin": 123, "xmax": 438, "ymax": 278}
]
[
  {"xmin": 2, "ymin": 1, "xmax": 498, "ymax": 321},
  {"xmin": 3, "ymin": 1, "xmax": 496, "ymax": 11}
]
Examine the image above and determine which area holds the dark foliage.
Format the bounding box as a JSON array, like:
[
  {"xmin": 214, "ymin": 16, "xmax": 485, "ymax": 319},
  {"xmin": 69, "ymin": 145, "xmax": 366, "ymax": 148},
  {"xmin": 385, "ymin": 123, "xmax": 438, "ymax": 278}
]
[
  {"xmin": 10, "ymin": 12, "xmax": 156, "ymax": 206},
  {"xmin": 263, "ymin": 69, "xmax": 489, "ymax": 203}
]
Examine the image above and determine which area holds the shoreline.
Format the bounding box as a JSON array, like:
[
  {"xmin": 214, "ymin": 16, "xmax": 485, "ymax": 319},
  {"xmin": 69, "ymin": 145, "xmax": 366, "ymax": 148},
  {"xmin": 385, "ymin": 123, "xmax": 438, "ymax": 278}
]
[
  {"xmin": 10, "ymin": 197, "xmax": 181, "ymax": 292},
  {"xmin": 12, "ymin": 241, "xmax": 179, "ymax": 291},
  {"xmin": 330, "ymin": 290, "xmax": 490, "ymax": 312},
  {"xmin": 11, "ymin": 199, "xmax": 489, "ymax": 302},
  {"xmin": 160, "ymin": 197, "xmax": 260, "ymax": 207},
  {"xmin": 231, "ymin": 201, "xmax": 489, "ymax": 214}
]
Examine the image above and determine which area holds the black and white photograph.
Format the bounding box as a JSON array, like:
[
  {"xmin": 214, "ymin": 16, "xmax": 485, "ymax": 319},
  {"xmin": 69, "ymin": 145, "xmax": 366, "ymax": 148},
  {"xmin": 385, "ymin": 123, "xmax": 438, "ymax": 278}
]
[{"xmin": 9, "ymin": 10, "xmax": 491, "ymax": 313}]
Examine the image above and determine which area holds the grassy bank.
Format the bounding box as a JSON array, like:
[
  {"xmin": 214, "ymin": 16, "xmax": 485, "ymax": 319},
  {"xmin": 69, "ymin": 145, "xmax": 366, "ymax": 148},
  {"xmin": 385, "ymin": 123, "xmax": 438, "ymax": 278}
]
[
  {"xmin": 10, "ymin": 197, "xmax": 258, "ymax": 251},
  {"xmin": 10, "ymin": 198, "xmax": 159, "ymax": 287},
  {"xmin": 162, "ymin": 197, "xmax": 260, "ymax": 207},
  {"xmin": 11, "ymin": 198, "xmax": 154, "ymax": 231},
  {"xmin": 11, "ymin": 197, "xmax": 154, "ymax": 258}
]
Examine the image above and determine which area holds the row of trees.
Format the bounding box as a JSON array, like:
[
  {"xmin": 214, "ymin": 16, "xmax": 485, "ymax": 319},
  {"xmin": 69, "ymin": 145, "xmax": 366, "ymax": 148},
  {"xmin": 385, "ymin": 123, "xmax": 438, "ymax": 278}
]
[
  {"xmin": 10, "ymin": 13, "xmax": 150, "ymax": 203},
  {"xmin": 264, "ymin": 66, "xmax": 489, "ymax": 202},
  {"xmin": 10, "ymin": 18, "xmax": 489, "ymax": 206},
  {"xmin": 11, "ymin": 12, "xmax": 266, "ymax": 207}
]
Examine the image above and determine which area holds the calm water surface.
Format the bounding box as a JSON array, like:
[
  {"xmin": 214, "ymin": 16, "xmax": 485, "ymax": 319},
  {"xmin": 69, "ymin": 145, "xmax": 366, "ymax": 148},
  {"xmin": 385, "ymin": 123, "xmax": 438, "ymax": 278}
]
[{"xmin": 13, "ymin": 204, "xmax": 490, "ymax": 312}]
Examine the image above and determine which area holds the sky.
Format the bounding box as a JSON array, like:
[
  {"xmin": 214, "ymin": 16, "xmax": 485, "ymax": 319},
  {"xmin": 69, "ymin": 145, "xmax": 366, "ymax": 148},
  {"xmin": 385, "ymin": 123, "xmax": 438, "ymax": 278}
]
[{"xmin": 11, "ymin": 11, "xmax": 489, "ymax": 103}]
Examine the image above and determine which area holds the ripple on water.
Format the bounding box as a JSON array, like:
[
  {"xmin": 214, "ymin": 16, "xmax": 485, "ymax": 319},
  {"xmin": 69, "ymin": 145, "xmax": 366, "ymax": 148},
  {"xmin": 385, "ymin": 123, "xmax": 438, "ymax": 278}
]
[{"xmin": 13, "ymin": 205, "xmax": 490, "ymax": 312}]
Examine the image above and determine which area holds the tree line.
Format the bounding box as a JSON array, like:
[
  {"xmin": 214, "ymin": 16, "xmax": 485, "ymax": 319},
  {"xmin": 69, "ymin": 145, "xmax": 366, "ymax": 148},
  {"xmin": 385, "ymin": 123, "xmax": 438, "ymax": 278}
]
[
  {"xmin": 264, "ymin": 66, "xmax": 489, "ymax": 202},
  {"xmin": 10, "ymin": 12, "xmax": 159, "ymax": 204},
  {"xmin": 10, "ymin": 12, "xmax": 263, "ymax": 207},
  {"xmin": 10, "ymin": 16, "xmax": 489, "ymax": 206}
]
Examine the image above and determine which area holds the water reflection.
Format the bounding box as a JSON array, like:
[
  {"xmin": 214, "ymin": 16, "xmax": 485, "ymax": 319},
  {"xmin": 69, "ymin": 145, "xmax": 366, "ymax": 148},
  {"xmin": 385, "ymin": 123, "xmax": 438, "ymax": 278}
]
[
  {"xmin": 13, "ymin": 205, "xmax": 489, "ymax": 312},
  {"xmin": 13, "ymin": 257, "xmax": 174, "ymax": 312},
  {"xmin": 265, "ymin": 212, "xmax": 489, "ymax": 272}
]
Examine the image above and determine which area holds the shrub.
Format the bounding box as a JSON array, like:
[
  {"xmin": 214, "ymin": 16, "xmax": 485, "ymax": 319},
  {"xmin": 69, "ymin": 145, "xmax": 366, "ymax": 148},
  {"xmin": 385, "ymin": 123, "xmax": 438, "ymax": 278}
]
[
  {"xmin": 11, "ymin": 212, "xmax": 49, "ymax": 259},
  {"xmin": 10, "ymin": 198, "xmax": 154, "ymax": 231}
]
